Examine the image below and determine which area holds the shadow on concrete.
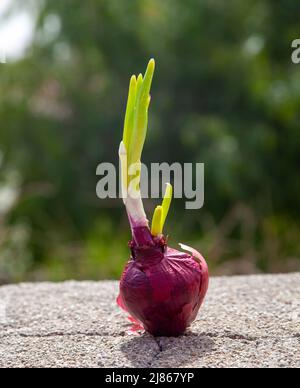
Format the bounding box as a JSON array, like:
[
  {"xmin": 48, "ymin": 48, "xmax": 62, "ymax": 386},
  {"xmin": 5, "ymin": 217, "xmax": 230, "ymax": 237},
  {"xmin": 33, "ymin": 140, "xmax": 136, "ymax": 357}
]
[{"xmin": 120, "ymin": 331, "xmax": 216, "ymax": 368}]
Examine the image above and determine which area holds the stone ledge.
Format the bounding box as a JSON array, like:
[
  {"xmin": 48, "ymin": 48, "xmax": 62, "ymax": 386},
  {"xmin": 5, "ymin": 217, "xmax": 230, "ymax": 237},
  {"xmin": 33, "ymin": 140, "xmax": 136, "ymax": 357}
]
[{"xmin": 0, "ymin": 273, "xmax": 299, "ymax": 368}]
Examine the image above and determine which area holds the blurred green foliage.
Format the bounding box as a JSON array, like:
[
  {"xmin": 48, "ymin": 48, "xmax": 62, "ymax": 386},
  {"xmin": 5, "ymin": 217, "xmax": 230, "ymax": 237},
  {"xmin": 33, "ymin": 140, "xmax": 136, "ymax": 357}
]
[{"xmin": 1, "ymin": 0, "xmax": 300, "ymax": 283}]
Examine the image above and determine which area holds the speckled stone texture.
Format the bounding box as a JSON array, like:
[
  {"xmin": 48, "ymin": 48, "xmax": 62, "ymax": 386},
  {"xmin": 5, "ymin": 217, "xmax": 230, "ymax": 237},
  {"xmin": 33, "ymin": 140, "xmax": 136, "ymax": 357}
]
[{"xmin": 0, "ymin": 273, "xmax": 299, "ymax": 368}]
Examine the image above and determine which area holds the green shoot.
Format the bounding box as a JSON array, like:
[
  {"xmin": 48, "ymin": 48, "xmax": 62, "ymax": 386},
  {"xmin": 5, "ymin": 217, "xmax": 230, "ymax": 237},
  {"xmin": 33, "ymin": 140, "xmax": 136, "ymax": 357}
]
[
  {"xmin": 161, "ymin": 183, "xmax": 173, "ymax": 230},
  {"xmin": 151, "ymin": 205, "xmax": 162, "ymax": 236},
  {"xmin": 151, "ymin": 184, "xmax": 173, "ymax": 236},
  {"xmin": 123, "ymin": 75, "xmax": 137, "ymax": 152},
  {"xmin": 120, "ymin": 59, "xmax": 173, "ymax": 236},
  {"xmin": 122, "ymin": 60, "xmax": 155, "ymax": 184}
]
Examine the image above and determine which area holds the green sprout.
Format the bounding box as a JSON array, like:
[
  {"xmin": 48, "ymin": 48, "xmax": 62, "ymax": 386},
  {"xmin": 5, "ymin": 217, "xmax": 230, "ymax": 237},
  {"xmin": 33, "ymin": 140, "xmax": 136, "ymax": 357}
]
[{"xmin": 120, "ymin": 59, "xmax": 173, "ymax": 236}]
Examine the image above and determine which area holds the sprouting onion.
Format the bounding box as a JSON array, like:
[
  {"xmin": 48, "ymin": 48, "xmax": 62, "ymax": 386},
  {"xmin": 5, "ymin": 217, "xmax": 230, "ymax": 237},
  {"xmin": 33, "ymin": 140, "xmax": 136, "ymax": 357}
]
[{"xmin": 117, "ymin": 59, "xmax": 209, "ymax": 336}]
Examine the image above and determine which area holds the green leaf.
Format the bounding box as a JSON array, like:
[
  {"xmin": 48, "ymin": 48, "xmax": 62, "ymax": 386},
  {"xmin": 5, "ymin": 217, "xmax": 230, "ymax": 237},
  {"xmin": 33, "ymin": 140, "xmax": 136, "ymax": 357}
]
[
  {"xmin": 151, "ymin": 205, "xmax": 163, "ymax": 236},
  {"xmin": 128, "ymin": 59, "xmax": 155, "ymax": 167},
  {"xmin": 161, "ymin": 183, "xmax": 173, "ymax": 231},
  {"xmin": 123, "ymin": 75, "xmax": 137, "ymax": 152}
]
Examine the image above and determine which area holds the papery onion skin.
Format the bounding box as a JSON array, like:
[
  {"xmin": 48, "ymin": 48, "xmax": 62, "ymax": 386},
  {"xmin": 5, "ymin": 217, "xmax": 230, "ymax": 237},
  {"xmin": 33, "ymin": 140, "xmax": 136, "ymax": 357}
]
[{"xmin": 117, "ymin": 234, "xmax": 209, "ymax": 337}]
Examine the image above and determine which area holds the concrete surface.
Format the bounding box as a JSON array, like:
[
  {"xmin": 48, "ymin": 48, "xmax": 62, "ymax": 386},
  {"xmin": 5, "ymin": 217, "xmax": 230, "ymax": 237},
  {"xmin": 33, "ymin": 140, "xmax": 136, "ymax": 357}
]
[{"xmin": 0, "ymin": 273, "xmax": 299, "ymax": 368}]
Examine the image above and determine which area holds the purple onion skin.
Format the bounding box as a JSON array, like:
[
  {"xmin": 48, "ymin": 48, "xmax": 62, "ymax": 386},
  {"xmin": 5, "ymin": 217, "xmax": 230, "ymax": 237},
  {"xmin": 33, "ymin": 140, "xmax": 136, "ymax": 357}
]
[{"xmin": 117, "ymin": 234, "xmax": 209, "ymax": 337}]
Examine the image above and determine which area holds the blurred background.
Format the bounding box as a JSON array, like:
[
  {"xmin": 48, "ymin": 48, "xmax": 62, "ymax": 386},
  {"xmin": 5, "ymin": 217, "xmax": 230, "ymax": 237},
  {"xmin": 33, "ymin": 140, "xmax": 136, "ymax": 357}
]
[{"xmin": 0, "ymin": 0, "xmax": 300, "ymax": 284}]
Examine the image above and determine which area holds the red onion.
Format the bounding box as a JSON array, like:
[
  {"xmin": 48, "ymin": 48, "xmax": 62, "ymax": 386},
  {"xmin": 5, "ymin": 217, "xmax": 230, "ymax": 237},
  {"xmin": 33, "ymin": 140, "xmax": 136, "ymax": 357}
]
[{"xmin": 117, "ymin": 59, "xmax": 209, "ymax": 336}]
